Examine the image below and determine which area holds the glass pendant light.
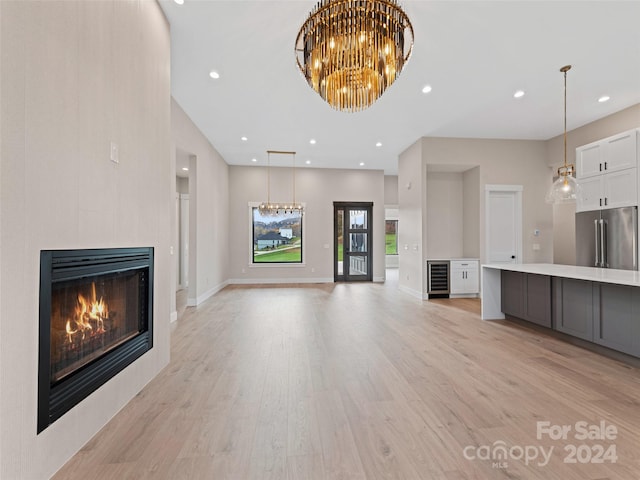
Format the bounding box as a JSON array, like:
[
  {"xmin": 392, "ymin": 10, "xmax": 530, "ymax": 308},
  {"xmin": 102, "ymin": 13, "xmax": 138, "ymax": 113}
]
[{"xmin": 546, "ymin": 65, "xmax": 581, "ymax": 204}]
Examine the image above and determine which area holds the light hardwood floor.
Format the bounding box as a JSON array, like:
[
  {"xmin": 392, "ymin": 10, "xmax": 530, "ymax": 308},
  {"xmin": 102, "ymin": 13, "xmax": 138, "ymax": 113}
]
[{"xmin": 54, "ymin": 275, "xmax": 640, "ymax": 479}]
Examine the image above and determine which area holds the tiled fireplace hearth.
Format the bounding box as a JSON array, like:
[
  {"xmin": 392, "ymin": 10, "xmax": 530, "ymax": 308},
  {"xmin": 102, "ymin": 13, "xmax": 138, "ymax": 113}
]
[{"xmin": 38, "ymin": 248, "xmax": 154, "ymax": 433}]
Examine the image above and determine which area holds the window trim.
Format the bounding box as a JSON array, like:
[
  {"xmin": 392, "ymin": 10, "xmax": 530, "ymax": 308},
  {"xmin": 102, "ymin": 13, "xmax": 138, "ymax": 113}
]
[{"xmin": 248, "ymin": 202, "xmax": 306, "ymax": 266}]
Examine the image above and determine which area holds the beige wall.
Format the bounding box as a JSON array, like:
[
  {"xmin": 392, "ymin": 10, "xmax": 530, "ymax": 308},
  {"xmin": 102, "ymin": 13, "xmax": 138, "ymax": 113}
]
[
  {"xmin": 398, "ymin": 140, "xmax": 426, "ymax": 297},
  {"xmin": 462, "ymin": 167, "xmax": 481, "ymax": 258},
  {"xmin": 398, "ymin": 137, "xmax": 552, "ymax": 296},
  {"xmin": 422, "ymin": 138, "xmax": 553, "ymax": 265},
  {"xmin": 547, "ymin": 104, "xmax": 640, "ymax": 264},
  {"xmin": 228, "ymin": 166, "xmax": 386, "ymax": 282},
  {"xmin": 384, "ymin": 175, "xmax": 399, "ymax": 205},
  {"xmin": 0, "ymin": 1, "xmax": 171, "ymax": 478},
  {"xmin": 426, "ymin": 172, "xmax": 464, "ymax": 259},
  {"xmin": 171, "ymin": 99, "xmax": 229, "ymax": 305}
]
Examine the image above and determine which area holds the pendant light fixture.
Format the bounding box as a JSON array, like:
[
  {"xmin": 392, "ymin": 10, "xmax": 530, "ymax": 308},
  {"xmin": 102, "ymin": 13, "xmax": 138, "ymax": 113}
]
[
  {"xmin": 546, "ymin": 65, "xmax": 581, "ymax": 204},
  {"xmin": 258, "ymin": 151, "xmax": 304, "ymax": 216},
  {"xmin": 295, "ymin": 0, "xmax": 414, "ymax": 113}
]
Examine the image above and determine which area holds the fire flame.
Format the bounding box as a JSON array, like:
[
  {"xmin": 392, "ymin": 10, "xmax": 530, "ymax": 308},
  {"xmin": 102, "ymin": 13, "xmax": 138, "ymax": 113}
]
[{"xmin": 65, "ymin": 282, "xmax": 108, "ymax": 344}]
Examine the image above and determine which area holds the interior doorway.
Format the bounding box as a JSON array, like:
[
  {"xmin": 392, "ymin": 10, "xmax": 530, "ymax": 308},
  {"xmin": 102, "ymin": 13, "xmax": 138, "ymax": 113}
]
[
  {"xmin": 334, "ymin": 202, "xmax": 373, "ymax": 281},
  {"xmin": 175, "ymin": 148, "xmax": 196, "ymax": 317}
]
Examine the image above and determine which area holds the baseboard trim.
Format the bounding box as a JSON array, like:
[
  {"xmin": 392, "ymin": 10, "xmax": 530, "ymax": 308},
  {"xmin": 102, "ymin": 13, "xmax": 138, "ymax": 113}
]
[
  {"xmin": 228, "ymin": 277, "xmax": 334, "ymax": 285},
  {"xmin": 398, "ymin": 284, "xmax": 424, "ymax": 299},
  {"xmin": 186, "ymin": 281, "xmax": 229, "ymax": 306}
]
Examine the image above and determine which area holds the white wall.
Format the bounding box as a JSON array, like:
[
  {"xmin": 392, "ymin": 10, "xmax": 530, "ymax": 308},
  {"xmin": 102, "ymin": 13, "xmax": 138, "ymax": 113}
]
[
  {"xmin": 171, "ymin": 99, "xmax": 230, "ymax": 305},
  {"xmin": 0, "ymin": 1, "xmax": 171, "ymax": 478},
  {"xmin": 426, "ymin": 172, "xmax": 464, "ymax": 259},
  {"xmin": 228, "ymin": 166, "xmax": 386, "ymax": 282}
]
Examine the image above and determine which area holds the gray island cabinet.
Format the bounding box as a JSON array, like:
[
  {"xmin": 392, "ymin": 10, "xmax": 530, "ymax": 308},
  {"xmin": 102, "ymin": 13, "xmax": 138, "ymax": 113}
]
[
  {"xmin": 501, "ymin": 271, "xmax": 551, "ymax": 327},
  {"xmin": 483, "ymin": 264, "xmax": 640, "ymax": 357}
]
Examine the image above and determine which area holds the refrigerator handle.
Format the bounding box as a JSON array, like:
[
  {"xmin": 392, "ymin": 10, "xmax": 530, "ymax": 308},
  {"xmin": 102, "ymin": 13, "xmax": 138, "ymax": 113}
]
[
  {"xmin": 600, "ymin": 219, "xmax": 607, "ymax": 268},
  {"xmin": 594, "ymin": 219, "xmax": 600, "ymax": 267},
  {"xmin": 634, "ymin": 211, "xmax": 638, "ymax": 270}
]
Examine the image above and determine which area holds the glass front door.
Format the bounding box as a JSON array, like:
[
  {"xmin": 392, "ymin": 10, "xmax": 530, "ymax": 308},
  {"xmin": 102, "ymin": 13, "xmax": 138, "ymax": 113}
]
[{"xmin": 334, "ymin": 202, "xmax": 373, "ymax": 281}]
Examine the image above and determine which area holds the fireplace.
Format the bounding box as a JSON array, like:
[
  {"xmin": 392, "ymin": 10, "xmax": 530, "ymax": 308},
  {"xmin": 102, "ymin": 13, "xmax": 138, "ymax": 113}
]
[{"xmin": 38, "ymin": 247, "xmax": 153, "ymax": 433}]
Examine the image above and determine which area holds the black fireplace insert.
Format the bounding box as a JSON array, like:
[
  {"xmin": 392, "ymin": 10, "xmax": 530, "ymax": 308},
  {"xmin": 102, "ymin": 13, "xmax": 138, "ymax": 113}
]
[{"xmin": 38, "ymin": 247, "xmax": 153, "ymax": 433}]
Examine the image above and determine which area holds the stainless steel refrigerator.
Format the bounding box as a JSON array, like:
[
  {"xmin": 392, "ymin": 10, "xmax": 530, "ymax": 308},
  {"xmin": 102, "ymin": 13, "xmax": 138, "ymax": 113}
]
[{"xmin": 575, "ymin": 206, "xmax": 638, "ymax": 270}]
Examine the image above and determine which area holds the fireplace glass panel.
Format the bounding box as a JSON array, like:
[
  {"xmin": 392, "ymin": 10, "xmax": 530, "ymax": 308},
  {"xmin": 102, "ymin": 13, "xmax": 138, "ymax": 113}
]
[{"xmin": 50, "ymin": 270, "xmax": 145, "ymax": 384}]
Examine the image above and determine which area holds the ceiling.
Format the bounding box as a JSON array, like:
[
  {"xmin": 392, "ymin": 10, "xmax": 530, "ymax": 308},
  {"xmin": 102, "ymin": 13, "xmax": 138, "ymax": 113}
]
[{"xmin": 161, "ymin": 1, "xmax": 640, "ymax": 175}]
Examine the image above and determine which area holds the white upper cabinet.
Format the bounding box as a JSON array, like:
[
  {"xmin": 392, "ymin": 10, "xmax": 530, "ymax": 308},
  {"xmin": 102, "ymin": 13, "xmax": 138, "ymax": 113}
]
[
  {"xmin": 577, "ymin": 128, "xmax": 638, "ymax": 179},
  {"xmin": 576, "ymin": 143, "xmax": 603, "ymax": 179},
  {"xmin": 575, "ymin": 129, "xmax": 639, "ymax": 213},
  {"xmin": 606, "ymin": 130, "xmax": 638, "ymax": 172}
]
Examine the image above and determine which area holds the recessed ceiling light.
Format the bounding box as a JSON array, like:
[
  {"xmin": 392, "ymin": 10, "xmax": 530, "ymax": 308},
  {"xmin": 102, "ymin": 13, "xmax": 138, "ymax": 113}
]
[
  {"xmin": 241, "ymin": 136, "xmax": 248, "ymax": 141},
  {"xmin": 251, "ymin": 158, "xmax": 257, "ymax": 162},
  {"xmin": 375, "ymin": 142, "xmax": 382, "ymax": 147},
  {"xmin": 182, "ymin": 167, "xmax": 188, "ymax": 171},
  {"xmin": 598, "ymin": 95, "xmax": 610, "ymax": 103},
  {"xmin": 422, "ymin": 85, "xmax": 432, "ymax": 94},
  {"xmin": 513, "ymin": 90, "xmax": 525, "ymax": 98},
  {"xmin": 359, "ymin": 162, "xmax": 365, "ymax": 166},
  {"xmin": 309, "ymin": 139, "xmax": 316, "ymax": 145},
  {"xmin": 174, "ymin": 0, "xmax": 184, "ymax": 4},
  {"xmin": 305, "ymin": 160, "xmax": 311, "ymax": 165},
  {"xmin": 209, "ymin": 70, "xmax": 220, "ymax": 79}
]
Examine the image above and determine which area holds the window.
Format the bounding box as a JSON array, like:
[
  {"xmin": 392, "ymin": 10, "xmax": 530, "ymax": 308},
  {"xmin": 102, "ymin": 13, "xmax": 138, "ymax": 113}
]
[
  {"xmin": 252, "ymin": 208, "xmax": 303, "ymax": 263},
  {"xmin": 385, "ymin": 219, "xmax": 398, "ymax": 255}
]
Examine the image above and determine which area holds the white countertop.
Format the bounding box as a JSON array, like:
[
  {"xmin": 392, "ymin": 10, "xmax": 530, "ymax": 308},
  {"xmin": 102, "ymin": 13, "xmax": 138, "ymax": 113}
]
[{"xmin": 482, "ymin": 263, "xmax": 640, "ymax": 287}]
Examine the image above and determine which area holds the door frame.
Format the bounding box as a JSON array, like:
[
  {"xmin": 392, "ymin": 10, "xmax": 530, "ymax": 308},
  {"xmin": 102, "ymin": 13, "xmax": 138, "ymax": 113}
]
[
  {"xmin": 484, "ymin": 184, "xmax": 523, "ymax": 264},
  {"xmin": 334, "ymin": 202, "xmax": 374, "ymax": 282}
]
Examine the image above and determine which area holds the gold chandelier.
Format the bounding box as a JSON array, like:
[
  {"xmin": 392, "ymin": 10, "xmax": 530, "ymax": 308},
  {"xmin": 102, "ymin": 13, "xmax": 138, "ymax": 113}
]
[
  {"xmin": 295, "ymin": 0, "xmax": 414, "ymax": 112},
  {"xmin": 258, "ymin": 151, "xmax": 304, "ymax": 216}
]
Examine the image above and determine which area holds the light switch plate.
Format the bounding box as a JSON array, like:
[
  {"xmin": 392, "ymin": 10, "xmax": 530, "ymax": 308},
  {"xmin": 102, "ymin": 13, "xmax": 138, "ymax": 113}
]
[{"xmin": 110, "ymin": 141, "xmax": 119, "ymax": 163}]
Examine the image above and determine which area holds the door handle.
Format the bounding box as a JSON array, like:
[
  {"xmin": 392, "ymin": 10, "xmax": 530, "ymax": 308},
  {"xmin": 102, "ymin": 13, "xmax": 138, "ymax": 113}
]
[{"xmin": 510, "ymin": 255, "xmax": 516, "ymax": 259}]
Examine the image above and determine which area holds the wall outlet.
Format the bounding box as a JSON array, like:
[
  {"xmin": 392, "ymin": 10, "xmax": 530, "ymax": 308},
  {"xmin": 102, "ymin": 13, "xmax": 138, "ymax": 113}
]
[
  {"xmin": 311, "ymin": 267, "xmax": 315, "ymax": 273},
  {"xmin": 533, "ymin": 243, "xmax": 541, "ymax": 251}
]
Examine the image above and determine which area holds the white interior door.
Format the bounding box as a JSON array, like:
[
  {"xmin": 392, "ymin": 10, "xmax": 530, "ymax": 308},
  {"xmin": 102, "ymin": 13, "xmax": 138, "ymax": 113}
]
[{"xmin": 486, "ymin": 186, "xmax": 522, "ymax": 264}]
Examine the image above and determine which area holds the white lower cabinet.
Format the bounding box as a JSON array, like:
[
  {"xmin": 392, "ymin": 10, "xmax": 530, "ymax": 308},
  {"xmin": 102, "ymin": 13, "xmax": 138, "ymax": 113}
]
[{"xmin": 450, "ymin": 260, "xmax": 479, "ymax": 295}]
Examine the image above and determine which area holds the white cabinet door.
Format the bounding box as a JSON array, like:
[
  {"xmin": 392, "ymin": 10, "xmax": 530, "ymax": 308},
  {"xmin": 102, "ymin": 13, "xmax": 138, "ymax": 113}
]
[
  {"xmin": 576, "ymin": 168, "xmax": 637, "ymax": 212},
  {"xmin": 449, "ymin": 267, "xmax": 466, "ymax": 294},
  {"xmin": 576, "ymin": 176, "xmax": 604, "ymax": 213},
  {"xmin": 605, "ymin": 130, "xmax": 637, "ymax": 173},
  {"xmin": 450, "ymin": 260, "xmax": 479, "ymax": 294},
  {"xmin": 577, "ymin": 129, "xmax": 637, "ymax": 179},
  {"xmin": 604, "ymin": 168, "xmax": 637, "ymax": 209},
  {"xmin": 577, "ymin": 142, "xmax": 603, "ymax": 179}
]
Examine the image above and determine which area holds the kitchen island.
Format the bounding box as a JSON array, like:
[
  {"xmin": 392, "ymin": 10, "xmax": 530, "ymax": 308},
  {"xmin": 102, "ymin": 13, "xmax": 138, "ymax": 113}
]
[{"xmin": 481, "ymin": 263, "xmax": 640, "ymax": 357}]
